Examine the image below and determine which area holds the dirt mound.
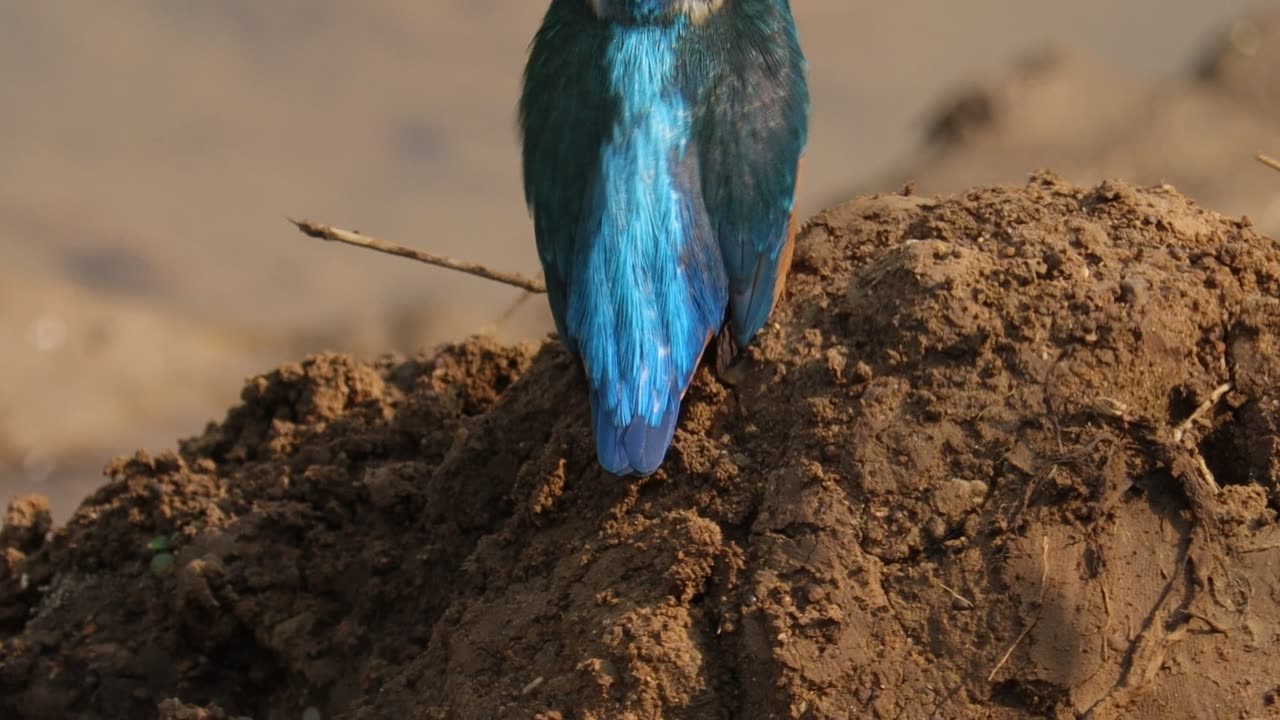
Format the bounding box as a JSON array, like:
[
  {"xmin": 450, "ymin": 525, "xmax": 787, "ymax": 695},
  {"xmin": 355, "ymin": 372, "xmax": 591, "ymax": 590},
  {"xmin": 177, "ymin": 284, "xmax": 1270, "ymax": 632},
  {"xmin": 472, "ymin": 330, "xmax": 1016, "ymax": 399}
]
[{"xmin": 4, "ymin": 175, "xmax": 1280, "ymax": 719}]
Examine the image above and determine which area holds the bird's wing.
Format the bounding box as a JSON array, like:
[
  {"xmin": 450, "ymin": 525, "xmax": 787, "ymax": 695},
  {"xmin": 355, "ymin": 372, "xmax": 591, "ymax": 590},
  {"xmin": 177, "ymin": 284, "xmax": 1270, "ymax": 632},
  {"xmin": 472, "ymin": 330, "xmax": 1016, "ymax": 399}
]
[
  {"xmin": 695, "ymin": 15, "xmax": 809, "ymax": 349},
  {"xmin": 519, "ymin": 2, "xmax": 616, "ymax": 347}
]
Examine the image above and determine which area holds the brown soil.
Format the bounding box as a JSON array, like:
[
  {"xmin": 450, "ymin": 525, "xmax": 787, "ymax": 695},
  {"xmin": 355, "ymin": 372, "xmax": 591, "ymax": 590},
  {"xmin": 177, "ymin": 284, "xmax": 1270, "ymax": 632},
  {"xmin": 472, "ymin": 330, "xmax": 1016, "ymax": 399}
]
[{"xmin": 4, "ymin": 175, "xmax": 1280, "ymax": 719}]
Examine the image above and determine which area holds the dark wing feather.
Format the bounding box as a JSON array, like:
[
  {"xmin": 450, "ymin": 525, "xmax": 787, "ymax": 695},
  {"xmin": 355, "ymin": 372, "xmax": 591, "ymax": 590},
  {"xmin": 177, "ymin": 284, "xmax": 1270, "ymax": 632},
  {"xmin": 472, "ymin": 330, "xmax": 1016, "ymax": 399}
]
[
  {"xmin": 693, "ymin": 2, "xmax": 808, "ymax": 347},
  {"xmin": 518, "ymin": 0, "xmax": 617, "ymax": 347}
]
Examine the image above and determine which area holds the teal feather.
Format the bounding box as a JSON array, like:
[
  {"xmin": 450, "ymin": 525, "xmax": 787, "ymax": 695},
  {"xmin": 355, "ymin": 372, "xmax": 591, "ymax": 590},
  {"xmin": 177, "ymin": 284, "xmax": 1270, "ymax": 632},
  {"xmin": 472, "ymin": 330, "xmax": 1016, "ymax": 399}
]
[{"xmin": 520, "ymin": 0, "xmax": 808, "ymax": 475}]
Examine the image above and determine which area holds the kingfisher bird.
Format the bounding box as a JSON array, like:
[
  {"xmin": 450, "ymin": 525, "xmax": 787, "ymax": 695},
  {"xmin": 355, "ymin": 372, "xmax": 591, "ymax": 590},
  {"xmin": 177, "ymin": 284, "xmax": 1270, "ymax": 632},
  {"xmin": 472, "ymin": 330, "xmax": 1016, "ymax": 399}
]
[{"xmin": 520, "ymin": 0, "xmax": 808, "ymax": 475}]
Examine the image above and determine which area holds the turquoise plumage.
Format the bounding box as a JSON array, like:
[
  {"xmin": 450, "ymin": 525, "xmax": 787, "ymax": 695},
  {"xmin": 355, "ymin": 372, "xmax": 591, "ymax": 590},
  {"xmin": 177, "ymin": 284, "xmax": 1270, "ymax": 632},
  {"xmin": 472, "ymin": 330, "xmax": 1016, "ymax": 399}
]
[{"xmin": 520, "ymin": 0, "xmax": 808, "ymax": 475}]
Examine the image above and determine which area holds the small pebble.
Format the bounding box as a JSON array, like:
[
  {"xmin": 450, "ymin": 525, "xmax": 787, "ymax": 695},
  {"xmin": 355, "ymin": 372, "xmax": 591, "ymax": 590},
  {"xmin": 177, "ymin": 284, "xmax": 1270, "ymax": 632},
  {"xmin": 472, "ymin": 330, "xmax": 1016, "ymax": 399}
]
[{"xmin": 1119, "ymin": 276, "xmax": 1148, "ymax": 304}]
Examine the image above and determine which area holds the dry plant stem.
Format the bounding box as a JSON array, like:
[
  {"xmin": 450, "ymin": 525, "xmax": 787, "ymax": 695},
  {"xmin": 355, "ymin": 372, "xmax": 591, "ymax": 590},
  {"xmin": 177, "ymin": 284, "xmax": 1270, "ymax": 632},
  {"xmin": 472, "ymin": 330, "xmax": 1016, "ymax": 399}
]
[
  {"xmin": 1171, "ymin": 382, "xmax": 1232, "ymax": 444},
  {"xmin": 1258, "ymin": 154, "xmax": 1280, "ymax": 173},
  {"xmin": 289, "ymin": 218, "xmax": 547, "ymax": 294},
  {"xmin": 937, "ymin": 582, "xmax": 975, "ymax": 609}
]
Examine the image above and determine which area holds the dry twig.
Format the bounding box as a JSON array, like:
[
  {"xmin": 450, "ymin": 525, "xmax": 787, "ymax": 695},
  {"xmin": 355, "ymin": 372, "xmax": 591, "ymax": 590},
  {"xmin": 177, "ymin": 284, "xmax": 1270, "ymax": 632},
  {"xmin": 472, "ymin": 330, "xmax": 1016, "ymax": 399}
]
[
  {"xmin": 1171, "ymin": 382, "xmax": 1232, "ymax": 444},
  {"xmin": 937, "ymin": 582, "xmax": 975, "ymax": 609},
  {"xmin": 288, "ymin": 217, "xmax": 547, "ymax": 294},
  {"xmin": 1258, "ymin": 154, "xmax": 1280, "ymax": 173}
]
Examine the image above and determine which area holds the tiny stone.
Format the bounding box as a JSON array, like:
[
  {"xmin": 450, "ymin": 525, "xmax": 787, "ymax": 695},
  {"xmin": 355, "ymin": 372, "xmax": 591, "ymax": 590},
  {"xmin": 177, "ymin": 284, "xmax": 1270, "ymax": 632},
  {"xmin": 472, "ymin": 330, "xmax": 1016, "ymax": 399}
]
[
  {"xmin": 926, "ymin": 516, "xmax": 949, "ymax": 542},
  {"xmin": 805, "ymin": 583, "xmax": 827, "ymax": 603},
  {"xmin": 852, "ymin": 361, "xmax": 874, "ymax": 383},
  {"xmin": 1119, "ymin": 276, "xmax": 1148, "ymax": 304}
]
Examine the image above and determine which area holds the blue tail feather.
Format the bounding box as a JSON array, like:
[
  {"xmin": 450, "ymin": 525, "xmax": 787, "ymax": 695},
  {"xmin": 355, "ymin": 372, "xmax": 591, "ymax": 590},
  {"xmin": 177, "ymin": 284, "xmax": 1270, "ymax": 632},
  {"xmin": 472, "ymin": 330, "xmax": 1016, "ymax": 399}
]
[{"xmin": 591, "ymin": 389, "xmax": 680, "ymax": 476}]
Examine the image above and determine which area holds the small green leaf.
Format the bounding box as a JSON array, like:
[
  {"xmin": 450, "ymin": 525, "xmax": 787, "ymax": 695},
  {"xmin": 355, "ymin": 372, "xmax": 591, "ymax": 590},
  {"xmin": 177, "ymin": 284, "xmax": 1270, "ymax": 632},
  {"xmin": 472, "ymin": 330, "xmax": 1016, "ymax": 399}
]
[
  {"xmin": 150, "ymin": 552, "xmax": 176, "ymax": 576},
  {"xmin": 147, "ymin": 535, "xmax": 175, "ymax": 552}
]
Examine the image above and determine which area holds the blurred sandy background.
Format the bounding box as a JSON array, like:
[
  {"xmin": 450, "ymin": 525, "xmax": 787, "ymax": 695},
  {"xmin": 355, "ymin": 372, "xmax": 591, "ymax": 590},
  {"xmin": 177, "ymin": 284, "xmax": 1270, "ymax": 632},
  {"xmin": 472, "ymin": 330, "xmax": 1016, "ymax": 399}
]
[{"xmin": 1, "ymin": 0, "xmax": 1276, "ymax": 519}]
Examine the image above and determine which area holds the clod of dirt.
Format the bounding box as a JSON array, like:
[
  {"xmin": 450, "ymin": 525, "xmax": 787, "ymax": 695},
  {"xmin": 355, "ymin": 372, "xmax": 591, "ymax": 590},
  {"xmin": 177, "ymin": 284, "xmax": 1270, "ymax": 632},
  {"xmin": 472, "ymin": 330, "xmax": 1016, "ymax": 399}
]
[
  {"xmin": 2, "ymin": 495, "xmax": 52, "ymax": 554},
  {"xmin": 3, "ymin": 174, "xmax": 1280, "ymax": 719},
  {"xmin": 1, "ymin": 495, "xmax": 53, "ymax": 630},
  {"xmin": 156, "ymin": 697, "xmax": 250, "ymax": 720}
]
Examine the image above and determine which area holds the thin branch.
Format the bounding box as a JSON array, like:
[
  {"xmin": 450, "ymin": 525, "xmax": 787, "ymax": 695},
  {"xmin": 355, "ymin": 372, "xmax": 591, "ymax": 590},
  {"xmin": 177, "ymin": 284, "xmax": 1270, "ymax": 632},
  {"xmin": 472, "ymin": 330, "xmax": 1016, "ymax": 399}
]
[
  {"xmin": 1258, "ymin": 154, "xmax": 1280, "ymax": 173},
  {"xmin": 288, "ymin": 217, "xmax": 547, "ymax": 294},
  {"xmin": 937, "ymin": 581, "xmax": 975, "ymax": 609}
]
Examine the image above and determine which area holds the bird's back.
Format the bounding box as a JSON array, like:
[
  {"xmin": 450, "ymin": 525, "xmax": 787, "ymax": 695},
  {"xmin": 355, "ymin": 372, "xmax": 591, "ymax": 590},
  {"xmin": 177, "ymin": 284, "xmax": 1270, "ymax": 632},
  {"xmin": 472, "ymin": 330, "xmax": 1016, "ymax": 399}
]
[{"xmin": 521, "ymin": 0, "xmax": 808, "ymax": 475}]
